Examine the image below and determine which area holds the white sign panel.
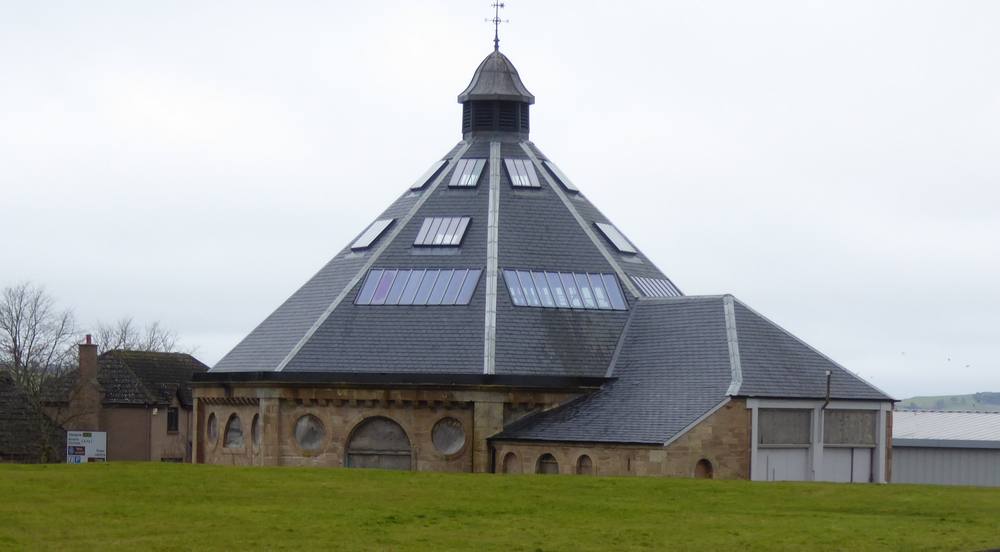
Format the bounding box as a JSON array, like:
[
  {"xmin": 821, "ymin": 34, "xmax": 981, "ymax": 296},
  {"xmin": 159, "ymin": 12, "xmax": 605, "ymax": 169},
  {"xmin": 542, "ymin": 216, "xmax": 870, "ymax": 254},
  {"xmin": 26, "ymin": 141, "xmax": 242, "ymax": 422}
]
[{"xmin": 66, "ymin": 431, "xmax": 107, "ymax": 463}]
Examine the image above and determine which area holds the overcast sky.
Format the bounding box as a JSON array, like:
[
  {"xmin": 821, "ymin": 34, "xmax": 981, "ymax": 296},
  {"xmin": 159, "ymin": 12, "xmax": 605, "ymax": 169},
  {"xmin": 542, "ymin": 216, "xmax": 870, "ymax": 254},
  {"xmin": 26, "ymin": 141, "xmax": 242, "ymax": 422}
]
[{"xmin": 2, "ymin": 1, "xmax": 997, "ymax": 399}]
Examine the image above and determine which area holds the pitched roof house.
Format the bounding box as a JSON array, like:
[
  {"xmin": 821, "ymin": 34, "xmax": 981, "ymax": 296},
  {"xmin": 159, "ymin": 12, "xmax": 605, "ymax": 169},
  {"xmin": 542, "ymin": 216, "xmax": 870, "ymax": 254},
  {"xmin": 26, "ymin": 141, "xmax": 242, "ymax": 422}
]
[
  {"xmin": 45, "ymin": 340, "xmax": 208, "ymax": 462},
  {"xmin": 193, "ymin": 45, "xmax": 893, "ymax": 481}
]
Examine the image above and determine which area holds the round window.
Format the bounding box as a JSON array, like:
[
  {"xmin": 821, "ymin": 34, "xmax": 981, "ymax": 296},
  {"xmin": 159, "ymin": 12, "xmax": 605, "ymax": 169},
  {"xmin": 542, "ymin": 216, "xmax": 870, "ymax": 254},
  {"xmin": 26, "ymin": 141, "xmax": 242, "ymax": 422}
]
[
  {"xmin": 431, "ymin": 417, "xmax": 466, "ymax": 455},
  {"xmin": 251, "ymin": 414, "xmax": 261, "ymax": 448},
  {"xmin": 294, "ymin": 414, "xmax": 326, "ymax": 452},
  {"xmin": 207, "ymin": 412, "xmax": 218, "ymax": 443}
]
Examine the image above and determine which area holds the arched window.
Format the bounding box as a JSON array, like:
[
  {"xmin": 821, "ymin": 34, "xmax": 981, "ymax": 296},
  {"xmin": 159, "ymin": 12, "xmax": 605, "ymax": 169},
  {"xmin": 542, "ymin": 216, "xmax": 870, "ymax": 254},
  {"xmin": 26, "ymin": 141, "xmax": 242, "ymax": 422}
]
[
  {"xmin": 251, "ymin": 414, "xmax": 261, "ymax": 449},
  {"xmin": 346, "ymin": 417, "xmax": 412, "ymax": 470},
  {"xmin": 576, "ymin": 454, "xmax": 594, "ymax": 475},
  {"xmin": 206, "ymin": 413, "xmax": 218, "ymax": 443},
  {"xmin": 431, "ymin": 417, "xmax": 466, "ymax": 455},
  {"xmin": 502, "ymin": 452, "xmax": 520, "ymax": 474},
  {"xmin": 224, "ymin": 414, "xmax": 243, "ymax": 448},
  {"xmin": 536, "ymin": 453, "xmax": 559, "ymax": 475},
  {"xmin": 695, "ymin": 458, "xmax": 714, "ymax": 479},
  {"xmin": 294, "ymin": 415, "xmax": 326, "ymax": 452}
]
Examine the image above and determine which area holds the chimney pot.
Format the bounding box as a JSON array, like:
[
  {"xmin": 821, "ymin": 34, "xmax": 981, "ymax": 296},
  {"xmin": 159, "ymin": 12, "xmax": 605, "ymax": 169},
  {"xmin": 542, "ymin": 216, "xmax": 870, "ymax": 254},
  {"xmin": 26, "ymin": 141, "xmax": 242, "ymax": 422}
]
[{"xmin": 85, "ymin": 334, "xmax": 92, "ymax": 345}]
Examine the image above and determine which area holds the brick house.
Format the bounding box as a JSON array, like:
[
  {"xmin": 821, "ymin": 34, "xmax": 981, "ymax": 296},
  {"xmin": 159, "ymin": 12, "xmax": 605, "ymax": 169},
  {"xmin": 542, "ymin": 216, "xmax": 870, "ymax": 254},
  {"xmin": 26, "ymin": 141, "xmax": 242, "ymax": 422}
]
[
  {"xmin": 46, "ymin": 338, "xmax": 208, "ymax": 462},
  {"xmin": 193, "ymin": 45, "xmax": 893, "ymax": 481}
]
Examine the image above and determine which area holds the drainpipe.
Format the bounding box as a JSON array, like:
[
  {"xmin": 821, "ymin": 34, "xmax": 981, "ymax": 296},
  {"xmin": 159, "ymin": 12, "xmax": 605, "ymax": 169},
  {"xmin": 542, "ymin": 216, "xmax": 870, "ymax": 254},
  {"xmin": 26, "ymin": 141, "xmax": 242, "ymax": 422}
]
[{"xmin": 822, "ymin": 370, "xmax": 832, "ymax": 410}]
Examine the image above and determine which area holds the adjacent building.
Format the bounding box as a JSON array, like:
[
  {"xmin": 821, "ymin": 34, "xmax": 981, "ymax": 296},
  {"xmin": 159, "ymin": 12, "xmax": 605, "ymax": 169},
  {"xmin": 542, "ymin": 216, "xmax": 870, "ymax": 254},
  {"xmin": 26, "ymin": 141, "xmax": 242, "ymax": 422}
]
[
  {"xmin": 193, "ymin": 44, "xmax": 894, "ymax": 480},
  {"xmin": 45, "ymin": 338, "xmax": 208, "ymax": 462},
  {"xmin": 892, "ymin": 410, "xmax": 1000, "ymax": 487}
]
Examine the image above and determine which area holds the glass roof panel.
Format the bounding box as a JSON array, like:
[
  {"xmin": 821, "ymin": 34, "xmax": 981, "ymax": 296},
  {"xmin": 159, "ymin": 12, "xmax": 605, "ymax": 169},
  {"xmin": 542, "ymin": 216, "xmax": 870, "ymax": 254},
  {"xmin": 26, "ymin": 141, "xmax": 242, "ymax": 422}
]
[
  {"xmin": 516, "ymin": 270, "xmax": 540, "ymax": 306},
  {"xmin": 411, "ymin": 159, "xmax": 448, "ymax": 190},
  {"xmin": 546, "ymin": 272, "xmax": 570, "ymax": 308},
  {"xmin": 543, "ymin": 160, "xmax": 579, "ymax": 193},
  {"xmin": 594, "ymin": 222, "xmax": 638, "ymax": 254},
  {"xmin": 456, "ymin": 269, "xmax": 482, "ymax": 305},
  {"xmin": 355, "ymin": 269, "xmax": 384, "ymax": 305},
  {"xmin": 532, "ymin": 271, "xmax": 555, "ymax": 308},
  {"xmin": 427, "ymin": 270, "xmax": 454, "ymax": 305},
  {"xmin": 413, "ymin": 270, "xmax": 440, "ymax": 304},
  {"xmin": 398, "ymin": 269, "xmax": 425, "ymax": 305},
  {"xmin": 351, "ymin": 219, "xmax": 394, "ymax": 251},
  {"xmin": 503, "ymin": 270, "xmax": 525, "ymax": 306},
  {"xmin": 603, "ymin": 274, "xmax": 628, "ymax": 310}
]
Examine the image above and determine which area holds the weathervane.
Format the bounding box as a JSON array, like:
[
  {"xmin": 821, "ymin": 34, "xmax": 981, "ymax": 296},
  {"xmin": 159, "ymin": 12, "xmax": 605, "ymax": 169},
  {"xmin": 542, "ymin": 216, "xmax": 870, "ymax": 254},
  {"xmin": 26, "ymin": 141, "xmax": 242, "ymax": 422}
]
[{"xmin": 487, "ymin": 2, "xmax": 508, "ymax": 51}]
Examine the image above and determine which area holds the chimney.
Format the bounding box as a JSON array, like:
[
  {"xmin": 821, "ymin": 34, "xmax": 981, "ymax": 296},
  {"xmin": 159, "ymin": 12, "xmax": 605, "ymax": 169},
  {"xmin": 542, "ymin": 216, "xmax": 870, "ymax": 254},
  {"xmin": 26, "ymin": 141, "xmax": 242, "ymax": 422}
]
[
  {"xmin": 79, "ymin": 334, "xmax": 98, "ymax": 383},
  {"xmin": 70, "ymin": 334, "xmax": 102, "ymax": 431}
]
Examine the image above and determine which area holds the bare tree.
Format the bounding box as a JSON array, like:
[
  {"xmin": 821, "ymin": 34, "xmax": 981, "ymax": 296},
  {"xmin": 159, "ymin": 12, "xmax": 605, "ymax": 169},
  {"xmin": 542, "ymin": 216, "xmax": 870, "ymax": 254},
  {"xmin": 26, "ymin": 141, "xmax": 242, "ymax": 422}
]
[
  {"xmin": 0, "ymin": 282, "xmax": 78, "ymax": 461},
  {"xmin": 94, "ymin": 317, "xmax": 180, "ymax": 354},
  {"xmin": 0, "ymin": 282, "xmax": 76, "ymax": 396}
]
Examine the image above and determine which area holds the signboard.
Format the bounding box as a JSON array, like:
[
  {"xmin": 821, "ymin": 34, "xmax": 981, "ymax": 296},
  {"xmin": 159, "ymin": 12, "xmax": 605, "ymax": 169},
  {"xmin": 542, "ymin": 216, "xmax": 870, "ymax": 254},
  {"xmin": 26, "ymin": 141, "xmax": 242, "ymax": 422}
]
[{"xmin": 66, "ymin": 431, "xmax": 107, "ymax": 463}]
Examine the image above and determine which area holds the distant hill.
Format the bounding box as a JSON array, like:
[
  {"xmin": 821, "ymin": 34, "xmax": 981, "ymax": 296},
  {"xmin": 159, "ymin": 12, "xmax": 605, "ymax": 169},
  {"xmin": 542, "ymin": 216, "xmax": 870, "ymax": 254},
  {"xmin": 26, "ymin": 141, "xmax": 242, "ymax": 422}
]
[{"xmin": 897, "ymin": 392, "xmax": 1000, "ymax": 411}]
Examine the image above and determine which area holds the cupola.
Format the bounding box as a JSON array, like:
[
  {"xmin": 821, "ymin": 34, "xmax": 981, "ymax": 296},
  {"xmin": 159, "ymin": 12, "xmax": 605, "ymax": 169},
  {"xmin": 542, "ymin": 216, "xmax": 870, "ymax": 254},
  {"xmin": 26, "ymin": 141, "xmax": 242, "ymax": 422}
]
[{"xmin": 458, "ymin": 50, "xmax": 534, "ymax": 137}]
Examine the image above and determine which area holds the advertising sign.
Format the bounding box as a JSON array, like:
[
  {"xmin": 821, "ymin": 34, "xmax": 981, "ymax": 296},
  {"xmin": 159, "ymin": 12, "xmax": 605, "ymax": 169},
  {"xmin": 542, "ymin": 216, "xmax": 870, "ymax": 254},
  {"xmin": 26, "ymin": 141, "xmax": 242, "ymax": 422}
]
[{"xmin": 66, "ymin": 431, "xmax": 107, "ymax": 463}]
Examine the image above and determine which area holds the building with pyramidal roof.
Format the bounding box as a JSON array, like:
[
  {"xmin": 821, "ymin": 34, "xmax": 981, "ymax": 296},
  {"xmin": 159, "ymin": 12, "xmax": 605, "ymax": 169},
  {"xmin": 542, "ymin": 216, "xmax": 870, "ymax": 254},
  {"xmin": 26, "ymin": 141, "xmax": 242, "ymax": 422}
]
[{"xmin": 193, "ymin": 42, "xmax": 893, "ymax": 482}]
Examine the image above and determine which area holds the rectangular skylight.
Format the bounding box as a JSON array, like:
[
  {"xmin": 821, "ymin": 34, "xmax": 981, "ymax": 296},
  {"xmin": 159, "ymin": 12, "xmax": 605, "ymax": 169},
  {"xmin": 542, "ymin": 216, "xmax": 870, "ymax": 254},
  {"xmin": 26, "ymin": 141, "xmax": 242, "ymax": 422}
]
[
  {"xmin": 410, "ymin": 160, "xmax": 449, "ymax": 190},
  {"xmin": 504, "ymin": 158, "xmax": 541, "ymax": 188},
  {"xmin": 631, "ymin": 276, "xmax": 683, "ymax": 298},
  {"xmin": 502, "ymin": 269, "xmax": 627, "ymax": 311},
  {"xmin": 543, "ymin": 160, "xmax": 579, "ymax": 193},
  {"xmin": 594, "ymin": 222, "xmax": 638, "ymax": 254},
  {"xmin": 351, "ymin": 219, "xmax": 394, "ymax": 251},
  {"xmin": 449, "ymin": 159, "xmax": 486, "ymax": 188},
  {"xmin": 414, "ymin": 217, "xmax": 471, "ymax": 246},
  {"xmin": 355, "ymin": 268, "xmax": 482, "ymax": 306}
]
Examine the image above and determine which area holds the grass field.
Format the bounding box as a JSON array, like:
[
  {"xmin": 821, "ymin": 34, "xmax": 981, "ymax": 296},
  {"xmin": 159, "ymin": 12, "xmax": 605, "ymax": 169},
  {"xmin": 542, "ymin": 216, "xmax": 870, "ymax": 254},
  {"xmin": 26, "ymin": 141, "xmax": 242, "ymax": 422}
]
[{"xmin": 1, "ymin": 463, "xmax": 998, "ymax": 551}]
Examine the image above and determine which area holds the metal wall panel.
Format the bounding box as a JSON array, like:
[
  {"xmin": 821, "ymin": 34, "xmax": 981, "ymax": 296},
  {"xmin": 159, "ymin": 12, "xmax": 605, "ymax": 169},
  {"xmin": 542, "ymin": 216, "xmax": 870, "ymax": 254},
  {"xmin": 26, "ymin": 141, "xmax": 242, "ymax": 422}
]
[{"xmin": 893, "ymin": 447, "xmax": 1000, "ymax": 487}]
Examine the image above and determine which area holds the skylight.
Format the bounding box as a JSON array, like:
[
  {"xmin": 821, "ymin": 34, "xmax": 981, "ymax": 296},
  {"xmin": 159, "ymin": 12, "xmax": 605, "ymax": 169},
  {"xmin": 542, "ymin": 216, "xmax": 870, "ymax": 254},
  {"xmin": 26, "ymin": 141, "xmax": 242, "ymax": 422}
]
[
  {"xmin": 449, "ymin": 159, "xmax": 486, "ymax": 188},
  {"xmin": 504, "ymin": 158, "xmax": 541, "ymax": 188},
  {"xmin": 414, "ymin": 217, "xmax": 471, "ymax": 246},
  {"xmin": 410, "ymin": 160, "xmax": 449, "ymax": 191},
  {"xmin": 594, "ymin": 222, "xmax": 638, "ymax": 254},
  {"xmin": 351, "ymin": 219, "xmax": 394, "ymax": 251},
  {"xmin": 502, "ymin": 269, "xmax": 627, "ymax": 311},
  {"xmin": 632, "ymin": 276, "xmax": 683, "ymax": 298},
  {"xmin": 543, "ymin": 160, "xmax": 579, "ymax": 193},
  {"xmin": 355, "ymin": 268, "xmax": 482, "ymax": 306}
]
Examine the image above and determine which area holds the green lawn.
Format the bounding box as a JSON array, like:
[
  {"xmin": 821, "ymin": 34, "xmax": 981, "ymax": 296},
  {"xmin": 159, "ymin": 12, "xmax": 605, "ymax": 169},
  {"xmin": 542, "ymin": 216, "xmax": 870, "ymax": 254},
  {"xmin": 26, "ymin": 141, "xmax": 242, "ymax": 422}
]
[{"xmin": 1, "ymin": 463, "xmax": 998, "ymax": 551}]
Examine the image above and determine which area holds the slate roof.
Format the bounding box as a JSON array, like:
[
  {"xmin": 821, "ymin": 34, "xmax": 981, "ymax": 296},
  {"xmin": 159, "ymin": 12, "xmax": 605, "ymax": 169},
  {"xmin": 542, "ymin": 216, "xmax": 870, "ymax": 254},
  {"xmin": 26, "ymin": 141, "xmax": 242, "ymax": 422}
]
[
  {"xmin": 0, "ymin": 373, "xmax": 65, "ymax": 462},
  {"xmin": 209, "ymin": 48, "xmax": 891, "ymax": 445},
  {"xmin": 494, "ymin": 295, "xmax": 891, "ymax": 445},
  {"xmin": 45, "ymin": 351, "xmax": 208, "ymax": 407}
]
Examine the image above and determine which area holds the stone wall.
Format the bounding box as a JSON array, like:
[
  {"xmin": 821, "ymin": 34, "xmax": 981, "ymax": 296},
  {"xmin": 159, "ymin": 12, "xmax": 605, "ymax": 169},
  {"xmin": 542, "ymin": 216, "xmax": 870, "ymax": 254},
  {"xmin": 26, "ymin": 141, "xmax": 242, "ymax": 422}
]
[
  {"xmin": 194, "ymin": 385, "xmax": 578, "ymax": 471},
  {"xmin": 493, "ymin": 399, "xmax": 751, "ymax": 478}
]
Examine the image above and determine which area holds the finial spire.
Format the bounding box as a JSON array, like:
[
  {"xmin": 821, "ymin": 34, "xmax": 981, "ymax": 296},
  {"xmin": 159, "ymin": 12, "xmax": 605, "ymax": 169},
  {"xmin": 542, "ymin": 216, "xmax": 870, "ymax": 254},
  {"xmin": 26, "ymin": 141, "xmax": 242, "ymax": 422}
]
[{"xmin": 490, "ymin": 2, "xmax": 507, "ymax": 51}]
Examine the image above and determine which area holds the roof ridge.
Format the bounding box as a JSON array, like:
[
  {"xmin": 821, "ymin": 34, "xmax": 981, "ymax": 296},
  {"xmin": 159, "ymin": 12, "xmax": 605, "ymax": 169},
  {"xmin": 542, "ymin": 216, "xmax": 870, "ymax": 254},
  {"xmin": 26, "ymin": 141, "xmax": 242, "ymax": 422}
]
[
  {"xmin": 604, "ymin": 304, "xmax": 638, "ymax": 378},
  {"xmin": 723, "ymin": 295, "xmax": 743, "ymax": 396}
]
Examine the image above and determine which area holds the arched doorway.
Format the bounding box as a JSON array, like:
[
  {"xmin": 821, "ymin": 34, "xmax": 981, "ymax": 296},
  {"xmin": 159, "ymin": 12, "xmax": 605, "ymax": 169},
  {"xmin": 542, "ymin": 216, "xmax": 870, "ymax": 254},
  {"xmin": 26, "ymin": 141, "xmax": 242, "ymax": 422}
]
[
  {"xmin": 502, "ymin": 452, "xmax": 520, "ymax": 474},
  {"xmin": 536, "ymin": 453, "xmax": 559, "ymax": 474},
  {"xmin": 695, "ymin": 458, "xmax": 714, "ymax": 479},
  {"xmin": 345, "ymin": 417, "xmax": 412, "ymax": 470}
]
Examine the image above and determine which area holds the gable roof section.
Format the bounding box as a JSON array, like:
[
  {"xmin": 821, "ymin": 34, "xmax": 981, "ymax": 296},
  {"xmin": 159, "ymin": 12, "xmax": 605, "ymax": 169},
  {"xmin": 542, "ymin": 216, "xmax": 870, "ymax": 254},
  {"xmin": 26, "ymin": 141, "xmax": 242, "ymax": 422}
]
[
  {"xmin": 494, "ymin": 296, "xmax": 733, "ymax": 444},
  {"xmin": 494, "ymin": 294, "xmax": 891, "ymax": 445},
  {"xmin": 731, "ymin": 300, "xmax": 891, "ymax": 401}
]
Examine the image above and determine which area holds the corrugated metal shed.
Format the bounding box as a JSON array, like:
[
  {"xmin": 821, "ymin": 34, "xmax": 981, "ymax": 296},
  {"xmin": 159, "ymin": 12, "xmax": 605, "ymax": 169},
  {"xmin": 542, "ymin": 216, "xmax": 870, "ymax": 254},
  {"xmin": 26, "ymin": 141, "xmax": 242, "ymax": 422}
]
[
  {"xmin": 893, "ymin": 411, "xmax": 1000, "ymax": 447},
  {"xmin": 892, "ymin": 411, "xmax": 1000, "ymax": 487}
]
